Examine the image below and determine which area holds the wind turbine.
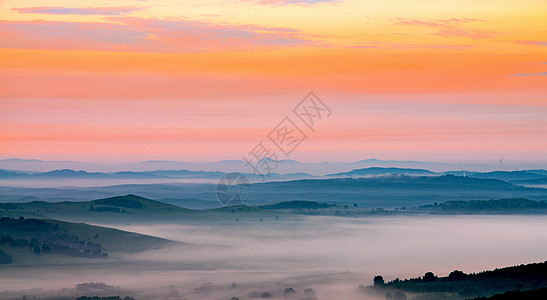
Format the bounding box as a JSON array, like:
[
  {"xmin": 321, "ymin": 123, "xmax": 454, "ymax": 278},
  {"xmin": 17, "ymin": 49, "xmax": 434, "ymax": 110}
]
[{"xmin": 499, "ymin": 156, "xmax": 504, "ymax": 170}]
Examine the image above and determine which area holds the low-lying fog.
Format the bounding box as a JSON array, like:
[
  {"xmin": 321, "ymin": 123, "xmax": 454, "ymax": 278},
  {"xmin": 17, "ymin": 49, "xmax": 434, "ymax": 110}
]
[{"xmin": 2, "ymin": 215, "xmax": 547, "ymax": 299}]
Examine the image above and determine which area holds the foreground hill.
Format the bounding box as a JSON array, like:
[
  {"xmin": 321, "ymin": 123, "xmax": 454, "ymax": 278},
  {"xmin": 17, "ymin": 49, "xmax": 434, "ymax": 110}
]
[{"xmin": 0, "ymin": 216, "xmax": 172, "ymax": 266}]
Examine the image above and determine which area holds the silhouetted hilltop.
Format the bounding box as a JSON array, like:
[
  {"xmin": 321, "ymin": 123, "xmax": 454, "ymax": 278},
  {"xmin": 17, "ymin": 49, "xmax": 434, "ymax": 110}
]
[{"xmin": 372, "ymin": 261, "xmax": 547, "ymax": 299}]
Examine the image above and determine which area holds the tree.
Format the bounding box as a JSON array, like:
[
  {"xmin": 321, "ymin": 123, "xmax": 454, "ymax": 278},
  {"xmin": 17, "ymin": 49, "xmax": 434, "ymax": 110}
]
[
  {"xmin": 448, "ymin": 270, "xmax": 467, "ymax": 281},
  {"xmin": 304, "ymin": 288, "xmax": 316, "ymax": 295},
  {"xmin": 423, "ymin": 272, "xmax": 436, "ymax": 282},
  {"xmin": 33, "ymin": 246, "xmax": 41, "ymax": 255},
  {"xmin": 374, "ymin": 275, "xmax": 385, "ymax": 287},
  {"xmin": 283, "ymin": 287, "xmax": 296, "ymax": 297}
]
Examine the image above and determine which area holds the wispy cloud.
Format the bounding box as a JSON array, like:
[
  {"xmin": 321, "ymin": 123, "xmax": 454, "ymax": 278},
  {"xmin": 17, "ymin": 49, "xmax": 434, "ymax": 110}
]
[
  {"xmin": 248, "ymin": 0, "xmax": 338, "ymax": 5},
  {"xmin": 0, "ymin": 20, "xmax": 146, "ymax": 50},
  {"xmin": 394, "ymin": 18, "xmax": 495, "ymax": 39},
  {"xmin": 0, "ymin": 18, "xmax": 317, "ymax": 52},
  {"xmin": 510, "ymin": 72, "xmax": 547, "ymax": 77},
  {"xmin": 11, "ymin": 6, "xmax": 142, "ymax": 16},
  {"xmin": 518, "ymin": 41, "xmax": 547, "ymax": 47},
  {"xmin": 110, "ymin": 17, "xmax": 317, "ymax": 48},
  {"xmin": 347, "ymin": 42, "xmax": 473, "ymax": 50}
]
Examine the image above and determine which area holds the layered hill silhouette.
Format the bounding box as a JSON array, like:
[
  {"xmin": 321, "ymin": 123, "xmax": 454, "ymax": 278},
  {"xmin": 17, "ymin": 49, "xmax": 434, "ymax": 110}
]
[
  {"xmin": 249, "ymin": 175, "xmax": 547, "ymax": 207},
  {"xmin": 2, "ymin": 173, "xmax": 547, "ymax": 208}
]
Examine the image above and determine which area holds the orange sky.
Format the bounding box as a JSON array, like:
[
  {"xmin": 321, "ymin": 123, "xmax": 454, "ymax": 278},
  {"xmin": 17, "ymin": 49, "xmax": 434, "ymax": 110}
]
[{"xmin": 0, "ymin": 0, "xmax": 546, "ymax": 164}]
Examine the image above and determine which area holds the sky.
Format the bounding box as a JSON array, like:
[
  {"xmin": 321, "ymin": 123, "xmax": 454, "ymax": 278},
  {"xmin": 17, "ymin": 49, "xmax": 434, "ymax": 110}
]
[{"xmin": 0, "ymin": 0, "xmax": 546, "ymax": 164}]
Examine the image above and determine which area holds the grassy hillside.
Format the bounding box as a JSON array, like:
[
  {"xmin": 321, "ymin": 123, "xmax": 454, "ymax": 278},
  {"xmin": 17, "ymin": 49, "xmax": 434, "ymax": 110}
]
[{"xmin": 0, "ymin": 216, "xmax": 172, "ymax": 266}]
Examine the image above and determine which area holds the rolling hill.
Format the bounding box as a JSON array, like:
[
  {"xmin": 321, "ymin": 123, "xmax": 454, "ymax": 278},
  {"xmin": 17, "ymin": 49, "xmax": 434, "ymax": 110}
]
[
  {"xmin": 2, "ymin": 174, "xmax": 547, "ymax": 209},
  {"xmin": 0, "ymin": 194, "xmax": 282, "ymax": 225},
  {"xmin": 248, "ymin": 175, "xmax": 547, "ymax": 207}
]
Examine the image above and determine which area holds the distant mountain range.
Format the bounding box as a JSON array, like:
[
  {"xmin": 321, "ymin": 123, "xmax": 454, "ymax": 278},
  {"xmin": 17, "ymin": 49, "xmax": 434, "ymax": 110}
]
[
  {"xmin": 4, "ymin": 157, "xmax": 542, "ymax": 174},
  {"xmin": 0, "ymin": 168, "xmax": 315, "ymax": 182}
]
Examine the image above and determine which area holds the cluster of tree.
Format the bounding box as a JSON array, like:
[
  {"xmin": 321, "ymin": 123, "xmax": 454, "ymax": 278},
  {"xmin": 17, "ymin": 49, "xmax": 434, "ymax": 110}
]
[
  {"xmin": 246, "ymin": 287, "xmax": 315, "ymax": 299},
  {"xmin": 76, "ymin": 297, "xmax": 135, "ymax": 300},
  {"xmin": 259, "ymin": 200, "xmax": 335, "ymax": 210},
  {"xmin": 0, "ymin": 234, "xmax": 51, "ymax": 257},
  {"xmin": 0, "ymin": 217, "xmax": 108, "ymax": 259},
  {"xmin": 373, "ymin": 261, "xmax": 547, "ymax": 298},
  {"xmin": 418, "ymin": 198, "xmax": 547, "ymax": 214},
  {"xmin": 88, "ymin": 205, "xmax": 126, "ymax": 213},
  {"xmin": 0, "ymin": 217, "xmax": 57, "ymax": 233}
]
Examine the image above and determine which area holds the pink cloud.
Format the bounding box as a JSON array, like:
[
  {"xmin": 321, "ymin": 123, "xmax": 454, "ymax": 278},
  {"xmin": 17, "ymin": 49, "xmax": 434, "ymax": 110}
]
[{"xmin": 12, "ymin": 6, "xmax": 142, "ymax": 16}]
